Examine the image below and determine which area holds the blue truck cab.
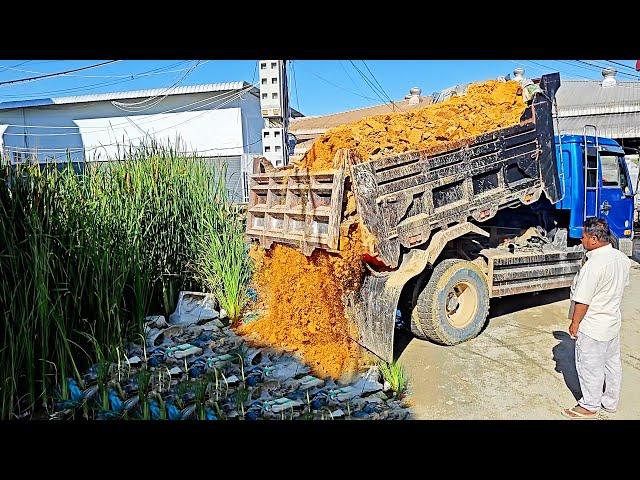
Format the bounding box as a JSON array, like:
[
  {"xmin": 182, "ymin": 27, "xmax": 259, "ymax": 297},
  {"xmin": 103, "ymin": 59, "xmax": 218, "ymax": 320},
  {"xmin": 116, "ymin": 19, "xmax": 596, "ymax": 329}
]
[{"xmin": 553, "ymin": 134, "xmax": 635, "ymax": 252}]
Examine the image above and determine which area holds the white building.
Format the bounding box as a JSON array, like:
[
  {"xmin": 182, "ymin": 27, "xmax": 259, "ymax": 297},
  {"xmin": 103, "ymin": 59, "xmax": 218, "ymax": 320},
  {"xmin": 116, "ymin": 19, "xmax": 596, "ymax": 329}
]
[{"xmin": 0, "ymin": 81, "xmax": 301, "ymax": 202}]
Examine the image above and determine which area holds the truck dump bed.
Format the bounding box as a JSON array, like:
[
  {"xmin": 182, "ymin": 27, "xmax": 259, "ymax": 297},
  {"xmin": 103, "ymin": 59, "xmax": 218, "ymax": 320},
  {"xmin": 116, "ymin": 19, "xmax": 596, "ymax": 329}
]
[{"xmin": 246, "ymin": 73, "xmax": 562, "ymax": 268}]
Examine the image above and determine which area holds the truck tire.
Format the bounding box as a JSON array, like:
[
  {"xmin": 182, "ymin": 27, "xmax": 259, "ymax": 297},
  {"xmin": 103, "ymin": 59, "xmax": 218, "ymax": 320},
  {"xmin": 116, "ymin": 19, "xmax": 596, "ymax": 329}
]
[{"xmin": 410, "ymin": 259, "xmax": 490, "ymax": 345}]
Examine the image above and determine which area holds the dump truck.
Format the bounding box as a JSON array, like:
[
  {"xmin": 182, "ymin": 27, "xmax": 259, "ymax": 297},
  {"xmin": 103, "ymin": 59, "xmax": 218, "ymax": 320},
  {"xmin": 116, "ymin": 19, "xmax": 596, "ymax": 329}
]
[{"xmin": 245, "ymin": 73, "xmax": 636, "ymax": 361}]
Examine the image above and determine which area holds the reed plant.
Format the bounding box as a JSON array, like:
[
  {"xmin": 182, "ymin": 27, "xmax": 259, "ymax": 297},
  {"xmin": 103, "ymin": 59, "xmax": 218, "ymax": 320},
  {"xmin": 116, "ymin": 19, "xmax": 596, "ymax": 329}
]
[{"xmin": 0, "ymin": 140, "xmax": 251, "ymax": 419}]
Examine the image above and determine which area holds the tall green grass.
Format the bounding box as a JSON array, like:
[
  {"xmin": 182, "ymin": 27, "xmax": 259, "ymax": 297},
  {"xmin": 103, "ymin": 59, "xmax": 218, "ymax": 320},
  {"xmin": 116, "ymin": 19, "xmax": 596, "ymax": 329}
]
[
  {"xmin": 195, "ymin": 190, "xmax": 252, "ymax": 325},
  {"xmin": 0, "ymin": 140, "xmax": 249, "ymax": 419}
]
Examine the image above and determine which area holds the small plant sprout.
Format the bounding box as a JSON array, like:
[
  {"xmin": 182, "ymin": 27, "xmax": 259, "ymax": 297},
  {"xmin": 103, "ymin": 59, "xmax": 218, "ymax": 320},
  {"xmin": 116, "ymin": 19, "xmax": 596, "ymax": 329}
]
[
  {"xmin": 237, "ymin": 354, "xmax": 245, "ymax": 383},
  {"xmin": 378, "ymin": 359, "xmax": 408, "ymax": 399},
  {"xmin": 214, "ymin": 368, "xmax": 220, "ymax": 401},
  {"xmin": 138, "ymin": 333, "xmax": 147, "ymax": 363},
  {"xmin": 220, "ymin": 371, "xmax": 229, "ymax": 399}
]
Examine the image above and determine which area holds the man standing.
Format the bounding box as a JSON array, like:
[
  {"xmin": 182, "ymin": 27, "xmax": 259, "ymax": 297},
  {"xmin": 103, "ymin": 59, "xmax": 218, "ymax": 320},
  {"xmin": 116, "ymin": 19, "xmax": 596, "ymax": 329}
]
[{"xmin": 562, "ymin": 218, "xmax": 632, "ymax": 419}]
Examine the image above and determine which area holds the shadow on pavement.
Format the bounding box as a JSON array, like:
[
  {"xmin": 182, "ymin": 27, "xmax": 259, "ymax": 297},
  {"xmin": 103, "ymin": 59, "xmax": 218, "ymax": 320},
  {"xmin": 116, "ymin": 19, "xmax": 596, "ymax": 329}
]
[
  {"xmin": 488, "ymin": 287, "xmax": 570, "ymax": 319},
  {"xmin": 552, "ymin": 330, "xmax": 581, "ymax": 400},
  {"xmin": 393, "ymin": 329, "xmax": 414, "ymax": 361},
  {"xmin": 393, "ymin": 288, "xmax": 572, "ymax": 360}
]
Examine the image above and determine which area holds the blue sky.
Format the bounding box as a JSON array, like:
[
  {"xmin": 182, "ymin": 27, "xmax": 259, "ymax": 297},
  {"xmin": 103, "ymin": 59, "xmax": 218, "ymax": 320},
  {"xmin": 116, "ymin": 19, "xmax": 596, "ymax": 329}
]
[{"xmin": 0, "ymin": 60, "xmax": 637, "ymax": 116}]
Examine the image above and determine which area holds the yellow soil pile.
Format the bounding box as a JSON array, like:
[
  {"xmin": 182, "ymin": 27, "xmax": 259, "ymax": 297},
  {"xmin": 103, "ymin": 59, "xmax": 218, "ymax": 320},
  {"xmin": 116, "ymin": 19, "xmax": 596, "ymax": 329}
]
[
  {"xmin": 299, "ymin": 80, "xmax": 525, "ymax": 171},
  {"xmin": 238, "ymin": 222, "xmax": 366, "ymax": 380},
  {"xmin": 238, "ymin": 79, "xmax": 526, "ymax": 379}
]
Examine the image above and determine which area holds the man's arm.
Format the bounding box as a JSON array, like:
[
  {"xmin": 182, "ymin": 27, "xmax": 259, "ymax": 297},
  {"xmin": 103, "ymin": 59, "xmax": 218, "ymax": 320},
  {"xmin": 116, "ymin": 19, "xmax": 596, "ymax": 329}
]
[{"xmin": 569, "ymin": 302, "xmax": 589, "ymax": 338}]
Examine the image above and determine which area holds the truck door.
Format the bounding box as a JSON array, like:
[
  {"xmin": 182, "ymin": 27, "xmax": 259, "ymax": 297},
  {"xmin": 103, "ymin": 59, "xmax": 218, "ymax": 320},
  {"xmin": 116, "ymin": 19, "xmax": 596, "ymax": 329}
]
[{"xmin": 598, "ymin": 152, "xmax": 634, "ymax": 238}]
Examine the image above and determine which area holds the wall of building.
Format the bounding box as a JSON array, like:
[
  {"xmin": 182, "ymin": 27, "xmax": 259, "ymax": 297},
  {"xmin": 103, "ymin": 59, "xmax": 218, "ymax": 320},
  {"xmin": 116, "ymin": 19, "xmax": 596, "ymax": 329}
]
[
  {"xmin": 0, "ymin": 90, "xmax": 264, "ymax": 164},
  {"xmin": 0, "ymin": 90, "xmax": 264, "ymax": 203}
]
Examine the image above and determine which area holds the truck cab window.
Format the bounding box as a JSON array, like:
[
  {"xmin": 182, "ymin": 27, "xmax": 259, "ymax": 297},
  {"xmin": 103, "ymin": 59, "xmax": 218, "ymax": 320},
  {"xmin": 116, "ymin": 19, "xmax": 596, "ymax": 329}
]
[
  {"xmin": 618, "ymin": 157, "xmax": 631, "ymax": 194},
  {"xmin": 600, "ymin": 154, "xmax": 621, "ymax": 187}
]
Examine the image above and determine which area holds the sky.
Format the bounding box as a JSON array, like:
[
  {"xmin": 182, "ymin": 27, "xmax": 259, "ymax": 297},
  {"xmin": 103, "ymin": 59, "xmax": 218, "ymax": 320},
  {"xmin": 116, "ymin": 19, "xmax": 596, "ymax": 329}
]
[{"xmin": 0, "ymin": 59, "xmax": 638, "ymax": 117}]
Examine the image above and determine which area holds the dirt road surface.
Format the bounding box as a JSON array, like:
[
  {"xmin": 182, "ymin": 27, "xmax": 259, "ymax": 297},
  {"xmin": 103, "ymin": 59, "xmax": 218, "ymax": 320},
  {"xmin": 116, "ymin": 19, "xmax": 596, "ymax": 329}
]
[{"xmin": 397, "ymin": 240, "xmax": 640, "ymax": 420}]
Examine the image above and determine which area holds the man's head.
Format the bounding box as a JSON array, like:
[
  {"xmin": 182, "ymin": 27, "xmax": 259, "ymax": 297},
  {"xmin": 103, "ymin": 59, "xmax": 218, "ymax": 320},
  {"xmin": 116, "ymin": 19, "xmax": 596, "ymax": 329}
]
[{"xmin": 581, "ymin": 218, "xmax": 611, "ymax": 251}]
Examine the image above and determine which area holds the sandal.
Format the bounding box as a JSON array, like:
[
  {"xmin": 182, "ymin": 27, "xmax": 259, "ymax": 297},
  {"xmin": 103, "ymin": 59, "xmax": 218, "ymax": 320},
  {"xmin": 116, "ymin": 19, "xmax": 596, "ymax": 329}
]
[
  {"xmin": 561, "ymin": 406, "xmax": 598, "ymax": 419},
  {"xmin": 600, "ymin": 406, "xmax": 617, "ymax": 414}
]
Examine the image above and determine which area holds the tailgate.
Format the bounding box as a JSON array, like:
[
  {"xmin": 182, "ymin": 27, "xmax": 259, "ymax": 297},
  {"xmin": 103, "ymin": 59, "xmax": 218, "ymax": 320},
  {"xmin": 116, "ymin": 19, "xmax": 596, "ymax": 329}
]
[{"xmin": 246, "ymin": 162, "xmax": 347, "ymax": 256}]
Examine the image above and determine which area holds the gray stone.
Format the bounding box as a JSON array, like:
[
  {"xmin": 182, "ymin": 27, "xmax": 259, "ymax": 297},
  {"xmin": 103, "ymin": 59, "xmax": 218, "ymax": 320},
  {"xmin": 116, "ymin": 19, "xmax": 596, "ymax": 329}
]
[
  {"xmin": 328, "ymin": 386, "xmax": 359, "ymax": 402},
  {"xmin": 145, "ymin": 315, "xmax": 168, "ymax": 329},
  {"xmin": 168, "ymin": 366, "xmax": 183, "ymax": 376},
  {"xmin": 299, "ymin": 375, "xmax": 325, "ymax": 390},
  {"xmin": 351, "ymin": 377, "xmax": 384, "ymax": 396},
  {"xmin": 201, "ymin": 319, "xmax": 224, "ymax": 331},
  {"xmin": 330, "ymin": 409, "xmax": 345, "ymax": 418},
  {"xmin": 206, "ymin": 354, "xmax": 235, "ymax": 368},
  {"xmin": 262, "ymin": 360, "xmax": 310, "ymax": 381},
  {"xmin": 169, "ymin": 291, "xmax": 220, "ymax": 327},
  {"xmin": 147, "ymin": 325, "xmax": 183, "ymax": 348},
  {"xmin": 167, "ymin": 344, "xmax": 202, "ymax": 359},
  {"xmin": 263, "ymin": 398, "xmax": 303, "ymax": 413},
  {"xmin": 126, "ymin": 356, "xmax": 142, "ymax": 366}
]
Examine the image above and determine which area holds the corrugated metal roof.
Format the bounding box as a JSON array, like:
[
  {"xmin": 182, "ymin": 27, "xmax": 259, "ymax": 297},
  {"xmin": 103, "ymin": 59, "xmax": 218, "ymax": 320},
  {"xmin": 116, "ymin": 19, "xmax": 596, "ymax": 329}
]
[
  {"xmin": 0, "ymin": 82, "xmax": 255, "ymax": 111},
  {"xmin": 556, "ymin": 79, "xmax": 640, "ymax": 117},
  {"xmin": 557, "ymin": 112, "xmax": 640, "ymax": 139}
]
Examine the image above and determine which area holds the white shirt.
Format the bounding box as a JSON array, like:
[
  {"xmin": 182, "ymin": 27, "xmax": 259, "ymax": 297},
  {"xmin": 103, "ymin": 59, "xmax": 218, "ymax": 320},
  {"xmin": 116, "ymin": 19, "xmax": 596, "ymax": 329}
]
[{"xmin": 570, "ymin": 243, "xmax": 631, "ymax": 341}]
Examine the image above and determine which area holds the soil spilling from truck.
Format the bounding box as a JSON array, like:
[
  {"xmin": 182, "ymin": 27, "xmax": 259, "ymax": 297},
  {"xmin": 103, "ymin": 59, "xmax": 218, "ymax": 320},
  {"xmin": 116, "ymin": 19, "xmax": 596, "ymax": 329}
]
[{"xmin": 238, "ymin": 79, "xmax": 526, "ymax": 379}]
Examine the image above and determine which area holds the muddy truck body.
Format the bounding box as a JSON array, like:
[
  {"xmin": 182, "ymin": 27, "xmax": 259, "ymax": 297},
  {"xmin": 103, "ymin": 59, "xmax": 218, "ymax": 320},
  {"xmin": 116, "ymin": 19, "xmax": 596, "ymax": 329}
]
[{"xmin": 245, "ymin": 73, "xmax": 636, "ymax": 361}]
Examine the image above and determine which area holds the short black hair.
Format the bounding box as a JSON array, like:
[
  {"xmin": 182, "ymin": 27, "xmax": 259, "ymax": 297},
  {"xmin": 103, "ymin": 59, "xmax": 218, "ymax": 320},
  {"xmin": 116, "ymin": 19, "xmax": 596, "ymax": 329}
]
[{"xmin": 583, "ymin": 217, "xmax": 611, "ymax": 242}]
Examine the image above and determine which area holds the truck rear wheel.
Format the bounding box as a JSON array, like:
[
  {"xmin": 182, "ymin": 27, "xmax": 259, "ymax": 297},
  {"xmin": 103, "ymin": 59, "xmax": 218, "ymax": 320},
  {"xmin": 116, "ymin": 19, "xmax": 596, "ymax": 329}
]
[{"xmin": 410, "ymin": 259, "xmax": 490, "ymax": 345}]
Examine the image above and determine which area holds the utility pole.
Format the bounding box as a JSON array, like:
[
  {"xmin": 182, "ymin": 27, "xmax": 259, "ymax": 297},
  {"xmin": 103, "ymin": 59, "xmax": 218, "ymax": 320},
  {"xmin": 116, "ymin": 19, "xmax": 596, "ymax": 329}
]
[{"xmin": 258, "ymin": 60, "xmax": 290, "ymax": 167}]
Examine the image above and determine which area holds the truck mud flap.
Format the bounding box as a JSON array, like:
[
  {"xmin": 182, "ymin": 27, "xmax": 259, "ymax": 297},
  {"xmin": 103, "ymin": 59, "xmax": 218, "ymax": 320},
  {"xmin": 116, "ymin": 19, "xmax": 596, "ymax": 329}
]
[{"xmin": 346, "ymin": 249, "xmax": 431, "ymax": 361}]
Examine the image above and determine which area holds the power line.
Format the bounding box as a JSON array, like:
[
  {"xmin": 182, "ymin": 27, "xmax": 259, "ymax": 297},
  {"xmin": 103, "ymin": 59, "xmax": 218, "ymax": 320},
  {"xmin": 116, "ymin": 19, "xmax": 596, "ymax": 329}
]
[
  {"xmin": 1, "ymin": 84, "xmax": 257, "ymax": 137},
  {"xmin": 0, "ymin": 61, "xmax": 191, "ymax": 99},
  {"xmin": 294, "ymin": 60, "xmax": 377, "ymax": 102},
  {"xmin": 291, "ymin": 60, "xmax": 301, "ymax": 112},
  {"xmin": 0, "ymin": 60, "xmax": 120, "ymax": 87},
  {"xmin": 348, "ymin": 60, "xmax": 395, "ymax": 111},
  {"xmin": 110, "ymin": 61, "xmax": 204, "ymax": 113},
  {"xmin": 0, "ymin": 61, "xmax": 32, "ymax": 73},
  {"xmin": 575, "ymin": 60, "xmax": 640, "ymax": 80},
  {"xmin": 519, "ymin": 60, "xmax": 594, "ymax": 80},
  {"xmin": 299, "ymin": 63, "xmax": 378, "ymax": 102},
  {"xmin": 1, "ymin": 84, "xmax": 257, "ymax": 154},
  {"xmin": 361, "ymin": 60, "xmax": 399, "ymax": 110},
  {"xmin": 349, "ymin": 61, "xmax": 388, "ymax": 103},
  {"xmin": 605, "ymin": 60, "xmax": 639, "ymax": 73},
  {"xmin": 0, "ymin": 62, "xmax": 196, "ymax": 79}
]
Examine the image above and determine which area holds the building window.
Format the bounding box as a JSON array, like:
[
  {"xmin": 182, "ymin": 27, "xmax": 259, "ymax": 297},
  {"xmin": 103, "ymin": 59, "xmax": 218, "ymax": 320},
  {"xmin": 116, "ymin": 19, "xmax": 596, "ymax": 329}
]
[
  {"xmin": 271, "ymin": 77, "xmax": 277, "ymax": 84},
  {"xmin": 261, "ymin": 63, "xmax": 266, "ymax": 69},
  {"xmin": 274, "ymin": 130, "xmax": 280, "ymax": 137},
  {"xmin": 271, "ymin": 62, "xmax": 277, "ymax": 69},
  {"xmin": 261, "ymin": 78, "xmax": 267, "ymax": 84},
  {"xmin": 272, "ymin": 92, "xmax": 278, "ymax": 99},
  {"xmin": 261, "ymin": 93, "xmax": 267, "ymax": 99},
  {"xmin": 12, "ymin": 152, "xmax": 22, "ymax": 163},
  {"xmin": 265, "ymin": 146, "xmax": 271, "ymax": 152},
  {"xmin": 275, "ymin": 146, "xmax": 281, "ymax": 152},
  {"xmin": 263, "ymin": 131, "xmax": 270, "ymax": 137}
]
